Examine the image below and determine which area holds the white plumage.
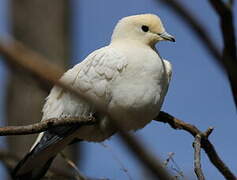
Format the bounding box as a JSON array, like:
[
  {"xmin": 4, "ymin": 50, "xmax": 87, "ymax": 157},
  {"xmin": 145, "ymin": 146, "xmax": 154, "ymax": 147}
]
[{"xmin": 14, "ymin": 13, "xmax": 175, "ymax": 179}]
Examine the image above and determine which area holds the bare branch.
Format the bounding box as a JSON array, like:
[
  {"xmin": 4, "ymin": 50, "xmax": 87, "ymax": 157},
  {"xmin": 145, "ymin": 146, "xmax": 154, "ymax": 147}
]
[
  {"xmin": 155, "ymin": 111, "xmax": 200, "ymax": 136},
  {"xmin": 0, "ymin": 116, "xmax": 96, "ymax": 136},
  {"xmin": 155, "ymin": 0, "xmax": 237, "ymax": 110},
  {"xmin": 155, "ymin": 111, "xmax": 236, "ymax": 180},
  {"xmin": 202, "ymin": 127, "xmax": 214, "ymax": 138},
  {"xmin": 193, "ymin": 134, "xmax": 205, "ymax": 180},
  {"xmin": 101, "ymin": 143, "xmax": 133, "ymax": 180},
  {"xmin": 208, "ymin": 0, "xmax": 237, "ymax": 108},
  {"xmin": 163, "ymin": 152, "xmax": 175, "ymax": 167},
  {"xmin": 163, "ymin": 152, "xmax": 184, "ymax": 178}
]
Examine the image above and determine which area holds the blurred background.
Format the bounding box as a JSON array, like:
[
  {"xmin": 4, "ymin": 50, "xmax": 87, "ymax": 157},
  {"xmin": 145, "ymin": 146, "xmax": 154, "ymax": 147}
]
[{"xmin": 0, "ymin": 0, "xmax": 236, "ymax": 179}]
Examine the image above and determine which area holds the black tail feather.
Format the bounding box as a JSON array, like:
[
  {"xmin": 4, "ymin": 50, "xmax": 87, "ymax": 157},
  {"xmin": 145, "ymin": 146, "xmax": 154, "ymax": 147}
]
[
  {"xmin": 12, "ymin": 125, "xmax": 80, "ymax": 179},
  {"xmin": 12, "ymin": 154, "xmax": 55, "ymax": 180}
]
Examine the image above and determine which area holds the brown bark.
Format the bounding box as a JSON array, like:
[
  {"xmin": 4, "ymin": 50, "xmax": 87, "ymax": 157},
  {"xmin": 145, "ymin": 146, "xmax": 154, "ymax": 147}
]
[{"xmin": 7, "ymin": 0, "xmax": 77, "ymax": 175}]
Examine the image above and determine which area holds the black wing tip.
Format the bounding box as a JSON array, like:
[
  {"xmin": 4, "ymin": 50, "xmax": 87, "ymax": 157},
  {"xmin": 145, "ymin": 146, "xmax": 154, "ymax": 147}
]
[
  {"xmin": 12, "ymin": 153, "xmax": 55, "ymax": 180},
  {"xmin": 12, "ymin": 150, "xmax": 34, "ymax": 179}
]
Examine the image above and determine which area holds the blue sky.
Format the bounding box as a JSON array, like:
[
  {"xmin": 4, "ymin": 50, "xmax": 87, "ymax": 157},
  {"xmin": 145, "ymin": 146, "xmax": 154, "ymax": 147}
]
[{"xmin": 1, "ymin": 0, "xmax": 237, "ymax": 179}]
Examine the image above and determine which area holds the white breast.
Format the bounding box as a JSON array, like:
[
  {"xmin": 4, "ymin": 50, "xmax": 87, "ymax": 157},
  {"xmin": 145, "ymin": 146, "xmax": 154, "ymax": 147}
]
[{"xmin": 108, "ymin": 43, "xmax": 170, "ymax": 130}]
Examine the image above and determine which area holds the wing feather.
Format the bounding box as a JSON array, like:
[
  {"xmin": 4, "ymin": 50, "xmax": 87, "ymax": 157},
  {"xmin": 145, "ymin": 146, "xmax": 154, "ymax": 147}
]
[{"xmin": 32, "ymin": 46, "xmax": 127, "ymax": 149}]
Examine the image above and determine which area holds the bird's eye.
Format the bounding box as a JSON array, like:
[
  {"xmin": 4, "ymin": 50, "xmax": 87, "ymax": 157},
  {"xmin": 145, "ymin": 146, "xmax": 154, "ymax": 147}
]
[{"xmin": 141, "ymin": 25, "xmax": 149, "ymax": 32}]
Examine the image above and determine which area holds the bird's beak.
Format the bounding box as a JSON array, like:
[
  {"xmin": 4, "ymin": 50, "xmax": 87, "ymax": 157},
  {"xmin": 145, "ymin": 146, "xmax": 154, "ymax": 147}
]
[{"xmin": 159, "ymin": 31, "xmax": 175, "ymax": 42}]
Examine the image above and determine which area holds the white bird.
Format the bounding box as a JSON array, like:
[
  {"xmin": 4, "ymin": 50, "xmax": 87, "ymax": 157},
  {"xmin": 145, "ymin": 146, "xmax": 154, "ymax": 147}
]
[{"xmin": 13, "ymin": 14, "xmax": 175, "ymax": 179}]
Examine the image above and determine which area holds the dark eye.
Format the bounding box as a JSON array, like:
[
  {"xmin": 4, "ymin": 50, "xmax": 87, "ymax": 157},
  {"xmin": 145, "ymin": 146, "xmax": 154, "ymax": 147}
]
[{"xmin": 141, "ymin": 25, "xmax": 149, "ymax": 32}]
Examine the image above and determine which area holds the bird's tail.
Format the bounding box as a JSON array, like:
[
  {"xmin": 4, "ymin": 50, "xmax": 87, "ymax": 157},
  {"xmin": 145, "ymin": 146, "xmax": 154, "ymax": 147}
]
[
  {"xmin": 12, "ymin": 143, "xmax": 56, "ymax": 180},
  {"xmin": 12, "ymin": 126, "xmax": 79, "ymax": 180},
  {"xmin": 12, "ymin": 149, "xmax": 56, "ymax": 180}
]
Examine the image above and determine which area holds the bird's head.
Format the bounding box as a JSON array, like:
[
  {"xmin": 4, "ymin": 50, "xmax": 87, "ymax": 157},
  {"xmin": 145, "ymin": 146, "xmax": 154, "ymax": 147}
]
[{"xmin": 111, "ymin": 14, "xmax": 175, "ymax": 46}]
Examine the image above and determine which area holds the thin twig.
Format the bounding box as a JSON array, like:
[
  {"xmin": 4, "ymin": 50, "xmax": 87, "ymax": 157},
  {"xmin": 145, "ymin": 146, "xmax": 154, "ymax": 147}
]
[
  {"xmin": 163, "ymin": 152, "xmax": 184, "ymax": 179},
  {"xmin": 169, "ymin": 155, "xmax": 184, "ymax": 178},
  {"xmin": 115, "ymin": 126, "xmax": 173, "ymax": 179},
  {"xmin": 60, "ymin": 152, "xmax": 87, "ymax": 180},
  {"xmin": 202, "ymin": 127, "xmax": 214, "ymax": 138},
  {"xmin": 155, "ymin": 111, "xmax": 236, "ymax": 180},
  {"xmin": 163, "ymin": 152, "xmax": 175, "ymax": 167},
  {"xmin": 101, "ymin": 143, "xmax": 133, "ymax": 180},
  {"xmin": 193, "ymin": 134, "xmax": 205, "ymax": 180},
  {"xmin": 155, "ymin": 0, "xmax": 237, "ymax": 110},
  {"xmin": 0, "ymin": 116, "xmax": 96, "ymax": 136}
]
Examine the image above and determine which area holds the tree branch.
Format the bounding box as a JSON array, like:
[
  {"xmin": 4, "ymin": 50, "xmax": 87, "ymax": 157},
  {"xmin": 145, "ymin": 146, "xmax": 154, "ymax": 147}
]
[
  {"xmin": 208, "ymin": 0, "xmax": 237, "ymax": 110},
  {"xmin": 193, "ymin": 134, "xmax": 205, "ymax": 180},
  {"xmin": 155, "ymin": 111, "xmax": 236, "ymax": 180},
  {"xmin": 0, "ymin": 116, "xmax": 96, "ymax": 136}
]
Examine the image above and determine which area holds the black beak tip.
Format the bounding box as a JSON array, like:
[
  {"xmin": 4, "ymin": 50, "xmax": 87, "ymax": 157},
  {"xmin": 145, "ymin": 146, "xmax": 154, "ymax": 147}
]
[{"xmin": 171, "ymin": 38, "xmax": 176, "ymax": 42}]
